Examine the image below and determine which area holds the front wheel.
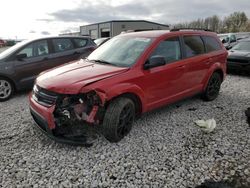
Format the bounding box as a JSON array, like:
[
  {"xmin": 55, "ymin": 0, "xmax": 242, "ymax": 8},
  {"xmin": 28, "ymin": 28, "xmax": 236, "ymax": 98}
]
[
  {"xmin": 202, "ymin": 72, "xmax": 222, "ymax": 101},
  {"xmin": 0, "ymin": 78, "xmax": 14, "ymax": 102},
  {"xmin": 102, "ymin": 97, "xmax": 135, "ymax": 142}
]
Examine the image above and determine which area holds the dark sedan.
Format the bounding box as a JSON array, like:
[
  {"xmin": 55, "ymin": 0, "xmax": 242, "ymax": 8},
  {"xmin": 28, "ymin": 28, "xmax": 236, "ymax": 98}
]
[
  {"xmin": 227, "ymin": 38, "xmax": 250, "ymax": 73},
  {"xmin": 0, "ymin": 36, "xmax": 96, "ymax": 101}
]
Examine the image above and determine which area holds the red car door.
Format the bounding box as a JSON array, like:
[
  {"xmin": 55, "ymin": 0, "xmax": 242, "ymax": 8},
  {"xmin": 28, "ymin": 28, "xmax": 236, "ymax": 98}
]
[
  {"xmin": 181, "ymin": 35, "xmax": 210, "ymax": 91},
  {"xmin": 139, "ymin": 36, "xmax": 189, "ymax": 110}
]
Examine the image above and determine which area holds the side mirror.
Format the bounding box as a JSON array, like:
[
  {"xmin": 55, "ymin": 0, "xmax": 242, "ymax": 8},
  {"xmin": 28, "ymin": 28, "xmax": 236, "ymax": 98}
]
[
  {"xmin": 144, "ymin": 56, "xmax": 166, "ymax": 70},
  {"xmin": 16, "ymin": 53, "xmax": 27, "ymax": 60},
  {"xmin": 221, "ymin": 39, "xmax": 226, "ymax": 44}
]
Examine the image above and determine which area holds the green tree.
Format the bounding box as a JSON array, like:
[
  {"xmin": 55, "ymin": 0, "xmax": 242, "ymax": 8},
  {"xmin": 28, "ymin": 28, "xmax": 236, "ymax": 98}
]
[{"xmin": 225, "ymin": 12, "xmax": 248, "ymax": 32}]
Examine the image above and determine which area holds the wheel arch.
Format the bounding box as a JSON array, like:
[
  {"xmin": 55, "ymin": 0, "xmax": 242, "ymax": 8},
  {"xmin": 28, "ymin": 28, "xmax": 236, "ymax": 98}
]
[
  {"xmin": 203, "ymin": 64, "xmax": 225, "ymax": 91},
  {"xmin": 0, "ymin": 74, "xmax": 16, "ymax": 91},
  {"xmin": 106, "ymin": 92, "xmax": 143, "ymax": 117}
]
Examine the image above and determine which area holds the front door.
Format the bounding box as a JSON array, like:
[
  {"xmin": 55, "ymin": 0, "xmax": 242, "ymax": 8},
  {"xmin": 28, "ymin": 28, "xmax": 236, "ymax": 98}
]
[
  {"xmin": 13, "ymin": 39, "xmax": 52, "ymax": 88},
  {"xmin": 140, "ymin": 36, "xmax": 188, "ymax": 110}
]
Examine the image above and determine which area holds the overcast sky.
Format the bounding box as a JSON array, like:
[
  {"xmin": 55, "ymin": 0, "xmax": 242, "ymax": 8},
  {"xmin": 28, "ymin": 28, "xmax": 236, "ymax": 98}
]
[{"xmin": 1, "ymin": 0, "xmax": 250, "ymax": 39}]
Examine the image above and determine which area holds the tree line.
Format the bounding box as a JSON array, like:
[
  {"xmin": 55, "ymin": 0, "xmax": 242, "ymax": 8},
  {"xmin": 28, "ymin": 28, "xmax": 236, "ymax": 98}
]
[{"xmin": 173, "ymin": 12, "xmax": 250, "ymax": 33}]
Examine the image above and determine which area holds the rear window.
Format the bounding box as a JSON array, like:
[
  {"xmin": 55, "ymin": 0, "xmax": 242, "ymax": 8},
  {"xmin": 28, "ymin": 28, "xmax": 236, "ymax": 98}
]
[
  {"xmin": 183, "ymin": 36, "xmax": 205, "ymax": 58},
  {"xmin": 203, "ymin": 36, "xmax": 222, "ymax": 52},
  {"xmin": 73, "ymin": 38, "xmax": 88, "ymax": 48}
]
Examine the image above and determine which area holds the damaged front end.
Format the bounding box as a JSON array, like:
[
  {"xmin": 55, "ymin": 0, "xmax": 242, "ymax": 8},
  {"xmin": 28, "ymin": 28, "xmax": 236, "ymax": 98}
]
[
  {"xmin": 31, "ymin": 84, "xmax": 107, "ymax": 146},
  {"xmin": 52, "ymin": 91, "xmax": 106, "ymax": 144}
]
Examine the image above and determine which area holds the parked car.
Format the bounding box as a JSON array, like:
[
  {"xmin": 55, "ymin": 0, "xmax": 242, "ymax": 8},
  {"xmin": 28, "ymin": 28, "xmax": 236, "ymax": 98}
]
[
  {"xmin": 0, "ymin": 36, "xmax": 96, "ymax": 101},
  {"xmin": 218, "ymin": 33, "xmax": 237, "ymax": 50},
  {"xmin": 0, "ymin": 39, "xmax": 5, "ymax": 47},
  {"xmin": 227, "ymin": 38, "xmax": 250, "ymax": 73},
  {"xmin": 94, "ymin": 37, "xmax": 110, "ymax": 46},
  {"xmin": 29, "ymin": 29, "xmax": 227, "ymax": 145}
]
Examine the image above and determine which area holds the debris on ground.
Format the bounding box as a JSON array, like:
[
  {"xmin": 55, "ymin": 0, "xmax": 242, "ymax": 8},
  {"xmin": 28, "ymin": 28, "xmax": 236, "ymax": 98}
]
[{"xmin": 195, "ymin": 118, "xmax": 216, "ymax": 133}]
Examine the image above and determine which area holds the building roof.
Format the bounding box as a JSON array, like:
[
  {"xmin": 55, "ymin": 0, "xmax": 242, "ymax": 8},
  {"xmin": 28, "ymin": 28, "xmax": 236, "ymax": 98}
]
[{"xmin": 80, "ymin": 20, "xmax": 169, "ymax": 28}]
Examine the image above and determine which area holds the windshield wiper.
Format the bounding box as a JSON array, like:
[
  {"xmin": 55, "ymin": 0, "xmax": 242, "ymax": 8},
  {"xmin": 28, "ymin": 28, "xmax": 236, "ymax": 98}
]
[{"xmin": 89, "ymin": 59, "xmax": 115, "ymax": 66}]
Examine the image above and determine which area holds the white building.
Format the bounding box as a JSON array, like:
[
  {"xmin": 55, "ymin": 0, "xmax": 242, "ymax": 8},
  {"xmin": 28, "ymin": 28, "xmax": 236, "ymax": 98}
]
[{"xmin": 80, "ymin": 20, "xmax": 169, "ymax": 39}]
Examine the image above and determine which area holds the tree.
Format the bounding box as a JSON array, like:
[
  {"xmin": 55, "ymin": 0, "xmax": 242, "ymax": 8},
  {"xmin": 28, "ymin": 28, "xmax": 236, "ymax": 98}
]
[
  {"xmin": 223, "ymin": 12, "xmax": 248, "ymax": 32},
  {"xmin": 173, "ymin": 11, "xmax": 250, "ymax": 33}
]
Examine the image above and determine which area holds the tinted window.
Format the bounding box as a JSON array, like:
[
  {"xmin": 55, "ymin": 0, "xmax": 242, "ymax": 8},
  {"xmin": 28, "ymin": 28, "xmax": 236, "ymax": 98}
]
[
  {"xmin": 73, "ymin": 38, "xmax": 87, "ymax": 48},
  {"xmin": 150, "ymin": 37, "xmax": 181, "ymax": 63},
  {"xmin": 230, "ymin": 35, "xmax": 237, "ymax": 42},
  {"xmin": 52, "ymin": 38, "xmax": 74, "ymax": 53},
  {"xmin": 203, "ymin": 36, "xmax": 222, "ymax": 52},
  {"xmin": 17, "ymin": 40, "xmax": 49, "ymax": 58},
  {"xmin": 184, "ymin": 36, "xmax": 205, "ymax": 58}
]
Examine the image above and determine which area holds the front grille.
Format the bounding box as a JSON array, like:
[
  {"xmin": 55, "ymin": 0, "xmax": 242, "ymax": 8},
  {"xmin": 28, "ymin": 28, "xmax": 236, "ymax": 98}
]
[{"xmin": 33, "ymin": 85, "xmax": 58, "ymax": 107}]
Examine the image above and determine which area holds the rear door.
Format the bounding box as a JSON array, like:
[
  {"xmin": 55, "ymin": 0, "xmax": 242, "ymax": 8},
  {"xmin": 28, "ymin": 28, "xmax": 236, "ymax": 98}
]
[
  {"xmin": 72, "ymin": 38, "xmax": 96, "ymax": 59},
  {"xmin": 13, "ymin": 39, "xmax": 52, "ymax": 88},
  {"xmin": 48, "ymin": 37, "xmax": 79, "ymax": 68},
  {"xmin": 181, "ymin": 35, "xmax": 210, "ymax": 90}
]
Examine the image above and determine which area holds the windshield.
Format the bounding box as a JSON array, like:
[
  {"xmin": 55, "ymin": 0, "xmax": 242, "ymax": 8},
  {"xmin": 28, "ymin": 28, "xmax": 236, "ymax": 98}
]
[
  {"xmin": 232, "ymin": 41, "xmax": 250, "ymax": 51},
  {"xmin": 88, "ymin": 36, "xmax": 153, "ymax": 67},
  {"xmin": 0, "ymin": 39, "xmax": 29, "ymax": 59}
]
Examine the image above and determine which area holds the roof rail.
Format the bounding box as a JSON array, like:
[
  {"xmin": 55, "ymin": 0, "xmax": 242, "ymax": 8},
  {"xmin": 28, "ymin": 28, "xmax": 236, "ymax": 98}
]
[{"xmin": 170, "ymin": 28, "xmax": 213, "ymax": 32}]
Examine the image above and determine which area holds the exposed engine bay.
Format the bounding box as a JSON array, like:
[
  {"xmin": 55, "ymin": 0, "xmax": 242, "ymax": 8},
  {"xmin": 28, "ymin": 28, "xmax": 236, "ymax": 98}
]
[{"xmin": 52, "ymin": 91, "xmax": 105, "ymax": 143}]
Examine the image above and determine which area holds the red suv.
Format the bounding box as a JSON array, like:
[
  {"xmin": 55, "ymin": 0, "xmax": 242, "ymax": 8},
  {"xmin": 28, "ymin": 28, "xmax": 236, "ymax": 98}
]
[{"xmin": 29, "ymin": 29, "xmax": 227, "ymax": 145}]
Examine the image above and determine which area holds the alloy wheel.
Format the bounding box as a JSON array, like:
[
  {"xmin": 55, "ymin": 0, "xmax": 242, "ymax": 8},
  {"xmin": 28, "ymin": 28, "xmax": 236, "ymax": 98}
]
[{"xmin": 0, "ymin": 80, "xmax": 12, "ymax": 100}]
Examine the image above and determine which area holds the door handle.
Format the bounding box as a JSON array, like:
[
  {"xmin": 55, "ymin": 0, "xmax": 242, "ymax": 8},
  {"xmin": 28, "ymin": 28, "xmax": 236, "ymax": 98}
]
[
  {"xmin": 205, "ymin": 58, "xmax": 213, "ymax": 65},
  {"xmin": 177, "ymin": 65, "xmax": 186, "ymax": 69}
]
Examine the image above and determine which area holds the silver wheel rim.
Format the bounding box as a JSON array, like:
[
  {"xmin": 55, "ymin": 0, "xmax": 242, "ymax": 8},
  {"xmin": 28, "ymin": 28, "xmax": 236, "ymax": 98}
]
[{"xmin": 0, "ymin": 80, "xmax": 12, "ymax": 99}]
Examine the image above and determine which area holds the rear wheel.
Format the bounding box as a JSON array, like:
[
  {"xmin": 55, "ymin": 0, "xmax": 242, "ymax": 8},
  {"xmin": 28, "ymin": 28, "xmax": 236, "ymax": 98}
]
[
  {"xmin": 202, "ymin": 72, "xmax": 222, "ymax": 101},
  {"xmin": 102, "ymin": 97, "xmax": 135, "ymax": 142},
  {"xmin": 0, "ymin": 78, "xmax": 14, "ymax": 102}
]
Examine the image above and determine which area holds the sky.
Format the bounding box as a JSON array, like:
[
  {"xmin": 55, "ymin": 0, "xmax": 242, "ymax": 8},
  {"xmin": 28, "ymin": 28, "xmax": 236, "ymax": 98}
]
[{"xmin": 0, "ymin": 0, "xmax": 250, "ymax": 39}]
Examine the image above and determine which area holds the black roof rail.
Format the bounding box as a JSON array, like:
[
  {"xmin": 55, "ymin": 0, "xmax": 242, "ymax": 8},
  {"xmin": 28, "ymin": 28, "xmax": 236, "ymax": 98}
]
[{"xmin": 170, "ymin": 28, "xmax": 213, "ymax": 32}]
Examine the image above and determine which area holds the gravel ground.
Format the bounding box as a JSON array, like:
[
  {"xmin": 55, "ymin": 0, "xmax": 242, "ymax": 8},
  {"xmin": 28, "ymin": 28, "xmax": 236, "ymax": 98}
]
[{"xmin": 0, "ymin": 75, "xmax": 250, "ymax": 188}]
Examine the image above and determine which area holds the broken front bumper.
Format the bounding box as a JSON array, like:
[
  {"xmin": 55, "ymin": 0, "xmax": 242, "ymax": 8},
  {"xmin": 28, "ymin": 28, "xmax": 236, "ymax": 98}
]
[{"xmin": 29, "ymin": 95, "xmax": 93, "ymax": 146}]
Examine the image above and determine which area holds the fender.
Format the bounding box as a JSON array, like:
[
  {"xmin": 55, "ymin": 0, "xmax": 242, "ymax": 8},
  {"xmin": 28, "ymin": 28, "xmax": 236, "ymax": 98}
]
[
  {"xmin": 106, "ymin": 83, "xmax": 146, "ymax": 112},
  {"xmin": 202, "ymin": 62, "xmax": 225, "ymax": 91}
]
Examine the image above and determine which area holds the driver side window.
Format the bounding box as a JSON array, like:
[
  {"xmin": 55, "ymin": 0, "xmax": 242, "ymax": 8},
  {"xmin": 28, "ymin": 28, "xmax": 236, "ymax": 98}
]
[
  {"xmin": 17, "ymin": 40, "xmax": 49, "ymax": 58},
  {"xmin": 150, "ymin": 37, "xmax": 181, "ymax": 63}
]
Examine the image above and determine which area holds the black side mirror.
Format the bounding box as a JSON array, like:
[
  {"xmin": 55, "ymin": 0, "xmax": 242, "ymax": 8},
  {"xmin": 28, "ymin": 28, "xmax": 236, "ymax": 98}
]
[
  {"xmin": 221, "ymin": 39, "xmax": 226, "ymax": 44},
  {"xmin": 16, "ymin": 53, "xmax": 27, "ymax": 60},
  {"xmin": 144, "ymin": 56, "xmax": 166, "ymax": 70}
]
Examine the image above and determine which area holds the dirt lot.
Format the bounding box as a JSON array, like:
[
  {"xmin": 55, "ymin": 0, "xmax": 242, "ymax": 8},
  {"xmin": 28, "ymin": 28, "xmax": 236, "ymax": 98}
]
[{"xmin": 0, "ymin": 75, "xmax": 250, "ymax": 187}]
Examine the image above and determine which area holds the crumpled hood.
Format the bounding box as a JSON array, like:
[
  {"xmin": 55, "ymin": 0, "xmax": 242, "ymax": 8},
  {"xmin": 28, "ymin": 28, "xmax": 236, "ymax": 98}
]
[{"xmin": 36, "ymin": 59, "xmax": 129, "ymax": 94}]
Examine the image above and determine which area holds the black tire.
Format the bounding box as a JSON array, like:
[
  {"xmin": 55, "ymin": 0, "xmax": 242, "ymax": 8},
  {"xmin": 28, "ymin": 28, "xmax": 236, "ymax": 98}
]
[
  {"xmin": 0, "ymin": 77, "xmax": 14, "ymax": 102},
  {"xmin": 202, "ymin": 72, "xmax": 222, "ymax": 101},
  {"xmin": 102, "ymin": 97, "xmax": 135, "ymax": 142}
]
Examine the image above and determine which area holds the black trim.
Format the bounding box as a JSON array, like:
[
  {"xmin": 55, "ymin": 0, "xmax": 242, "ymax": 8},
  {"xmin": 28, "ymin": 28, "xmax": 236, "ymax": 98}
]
[
  {"xmin": 30, "ymin": 107, "xmax": 93, "ymax": 147},
  {"xmin": 171, "ymin": 28, "xmax": 213, "ymax": 32}
]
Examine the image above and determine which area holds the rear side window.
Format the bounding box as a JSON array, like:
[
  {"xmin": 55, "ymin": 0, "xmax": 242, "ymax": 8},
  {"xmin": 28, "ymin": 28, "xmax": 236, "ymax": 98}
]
[
  {"xmin": 73, "ymin": 38, "xmax": 87, "ymax": 48},
  {"xmin": 203, "ymin": 36, "xmax": 222, "ymax": 52},
  {"xmin": 150, "ymin": 37, "xmax": 181, "ymax": 63},
  {"xmin": 52, "ymin": 38, "xmax": 74, "ymax": 53},
  {"xmin": 183, "ymin": 36, "xmax": 205, "ymax": 58}
]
